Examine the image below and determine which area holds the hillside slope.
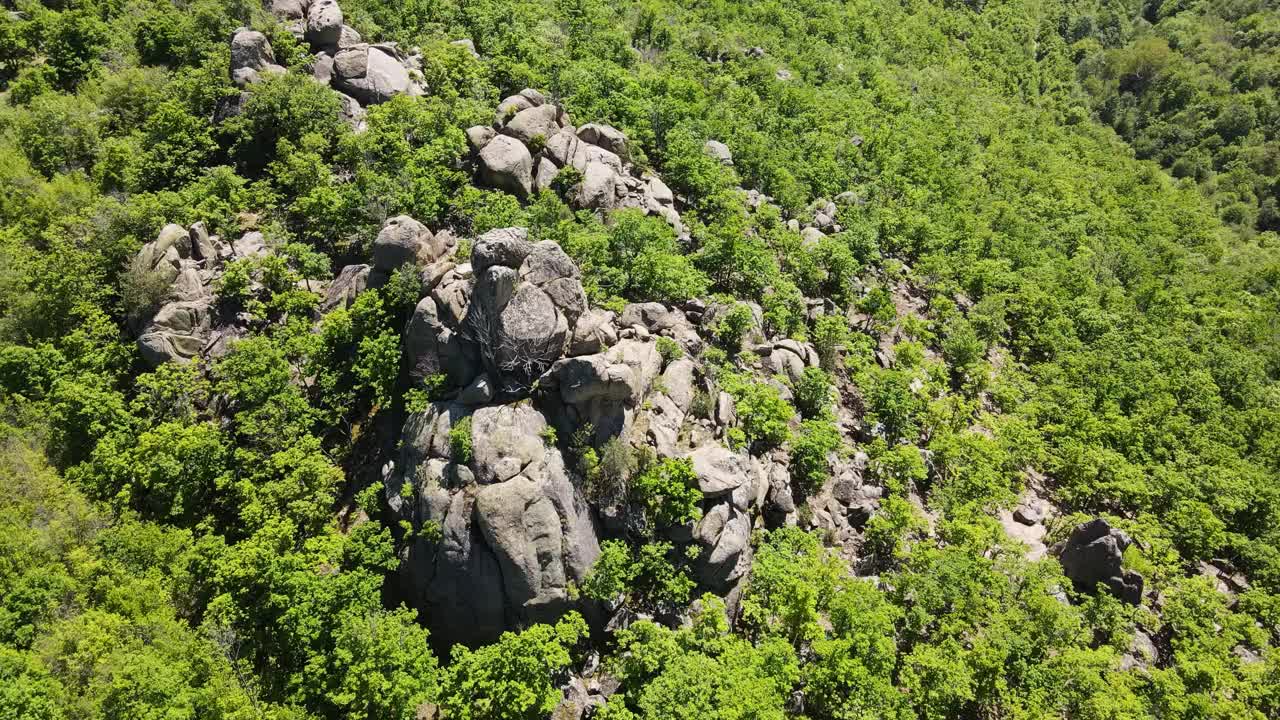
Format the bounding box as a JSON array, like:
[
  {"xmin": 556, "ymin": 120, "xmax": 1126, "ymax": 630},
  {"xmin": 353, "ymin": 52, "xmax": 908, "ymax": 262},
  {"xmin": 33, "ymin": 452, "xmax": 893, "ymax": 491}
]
[{"xmin": 2, "ymin": 0, "xmax": 1280, "ymax": 718}]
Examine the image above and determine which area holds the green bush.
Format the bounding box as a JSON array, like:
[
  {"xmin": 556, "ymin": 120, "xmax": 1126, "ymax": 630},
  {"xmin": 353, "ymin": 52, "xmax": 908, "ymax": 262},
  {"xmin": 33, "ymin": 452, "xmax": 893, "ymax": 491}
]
[
  {"xmin": 225, "ymin": 73, "xmax": 346, "ymax": 174},
  {"xmin": 630, "ymin": 457, "xmax": 703, "ymax": 528},
  {"xmin": 790, "ymin": 418, "xmax": 842, "ymax": 493},
  {"xmin": 741, "ymin": 528, "xmax": 844, "ymax": 644},
  {"xmin": 811, "ymin": 315, "xmax": 851, "ymax": 370},
  {"xmin": 715, "ymin": 303, "xmax": 755, "ymax": 351},
  {"xmin": 724, "ymin": 377, "xmax": 794, "ymax": 449},
  {"xmin": 440, "ymin": 613, "xmax": 586, "ymax": 720},
  {"xmin": 655, "ymin": 336, "xmax": 682, "ymax": 365},
  {"xmin": 582, "ymin": 540, "xmax": 696, "ymax": 609},
  {"xmin": 449, "ymin": 416, "xmax": 474, "ymax": 465},
  {"xmin": 792, "ymin": 367, "xmax": 833, "ymax": 419}
]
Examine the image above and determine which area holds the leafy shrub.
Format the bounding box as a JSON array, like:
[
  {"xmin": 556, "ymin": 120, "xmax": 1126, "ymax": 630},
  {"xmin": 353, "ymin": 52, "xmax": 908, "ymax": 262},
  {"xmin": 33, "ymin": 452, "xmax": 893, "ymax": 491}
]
[
  {"xmin": 715, "ymin": 303, "xmax": 755, "ymax": 351},
  {"xmin": 793, "ymin": 367, "xmax": 833, "ymax": 418},
  {"xmin": 440, "ymin": 613, "xmax": 587, "ymax": 720},
  {"xmin": 811, "ymin": 315, "xmax": 851, "ymax": 370},
  {"xmin": 119, "ymin": 254, "xmax": 172, "ymax": 324},
  {"xmin": 863, "ymin": 496, "xmax": 926, "ymax": 564},
  {"xmin": 742, "ymin": 528, "xmax": 844, "ymax": 644},
  {"xmin": 225, "ymin": 73, "xmax": 345, "ymax": 174},
  {"xmin": 871, "ymin": 441, "xmax": 927, "ymax": 495},
  {"xmin": 863, "ymin": 368, "xmax": 927, "ymax": 443},
  {"xmin": 582, "ymin": 540, "xmax": 695, "ymax": 609},
  {"xmin": 589, "ymin": 436, "xmax": 637, "ymax": 504},
  {"xmin": 655, "ymin": 336, "xmax": 682, "ymax": 364},
  {"xmin": 449, "ymin": 416, "xmax": 474, "ymax": 464},
  {"xmin": 630, "ymin": 457, "xmax": 703, "ymax": 528},
  {"xmin": 790, "ymin": 418, "xmax": 842, "ymax": 493},
  {"xmin": 14, "ymin": 92, "xmax": 100, "ymax": 177},
  {"xmin": 689, "ymin": 389, "xmax": 714, "ymax": 420},
  {"xmin": 725, "ymin": 377, "xmax": 795, "ymax": 449},
  {"xmin": 539, "ymin": 425, "xmax": 558, "ymax": 446}
]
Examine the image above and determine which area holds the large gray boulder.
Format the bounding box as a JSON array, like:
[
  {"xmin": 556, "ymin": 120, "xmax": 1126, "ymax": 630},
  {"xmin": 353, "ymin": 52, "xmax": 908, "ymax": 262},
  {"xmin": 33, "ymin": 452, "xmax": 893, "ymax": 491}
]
[
  {"xmin": 575, "ymin": 161, "xmax": 621, "ymax": 211},
  {"xmin": 138, "ymin": 300, "xmax": 213, "ymax": 365},
  {"xmin": 1053, "ymin": 519, "xmax": 1144, "ymax": 605},
  {"xmin": 568, "ymin": 308, "xmax": 618, "ymax": 356},
  {"xmin": 466, "ymin": 124, "xmax": 496, "ymax": 153},
  {"xmin": 503, "ymin": 104, "xmax": 563, "ymax": 146},
  {"xmin": 321, "ymin": 264, "xmax": 369, "ymax": 312},
  {"xmin": 495, "ymin": 285, "xmax": 567, "ymax": 376},
  {"xmin": 541, "ymin": 339, "xmax": 661, "ymax": 443},
  {"xmin": 404, "ymin": 296, "xmax": 478, "ymax": 387},
  {"xmin": 477, "ymin": 135, "xmax": 534, "ymax": 198},
  {"xmin": 465, "ymin": 233, "xmax": 587, "ymax": 392},
  {"xmin": 471, "ymin": 403, "xmax": 552, "ymax": 484},
  {"xmin": 230, "ymin": 28, "xmax": 284, "ymax": 87},
  {"xmin": 332, "ymin": 44, "xmax": 419, "ymax": 105},
  {"xmin": 472, "ymin": 227, "xmax": 534, "ymax": 274},
  {"xmin": 687, "ymin": 444, "xmax": 749, "ymax": 498},
  {"xmin": 372, "ymin": 215, "xmax": 438, "ymax": 273},
  {"xmin": 305, "ymin": 0, "xmax": 343, "ymax": 49},
  {"xmin": 693, "ymin": 502, "xmax": 752, "ymax": 588},
  {"xmin": 704, "ymin": 139, "xmax": 733, "ymax": 165},
  {"xmin": 269, "ymin": 0, "xmax": 306, "ymax": 20},
  {"xmin": 577, "ymin": 123, "xmax": 629, "ymax": 161},
  {"xmin": 130, "ymin": 223, "xmax": 229, "ymax": 366}
]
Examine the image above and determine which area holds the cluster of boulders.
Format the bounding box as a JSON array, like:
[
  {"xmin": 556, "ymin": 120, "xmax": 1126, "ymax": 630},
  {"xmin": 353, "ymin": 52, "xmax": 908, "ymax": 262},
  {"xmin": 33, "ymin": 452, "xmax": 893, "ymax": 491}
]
[
  {"xmin": 398, "ymin": 226, "xmax": 589, "ymax": 397},
  {"xmin": 465, "ymin": 89, "xmax": 686, "ymax": 235},
  {"xmin": 131, "ymin": 222, "xmax": 269, "ymax": 366},
  {"xmin": 379, "ymin": 221, "xmax": 812, "ymax": 644},
  {"xmin": 228, "ymin": 0, "xmax": 426, "ymax": 128}
]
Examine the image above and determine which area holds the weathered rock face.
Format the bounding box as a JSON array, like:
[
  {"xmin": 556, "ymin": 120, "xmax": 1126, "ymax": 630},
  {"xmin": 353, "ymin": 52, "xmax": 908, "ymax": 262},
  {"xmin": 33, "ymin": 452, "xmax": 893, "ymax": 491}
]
[
  {"xmin": 389, "ymin": 402, "xmax": 601, "ymax": 648},
  {"xmin": 269, "ymin": 0, "xmax": 307, "ymax": 20},
  {"xmin": 477, "ymin": 135, "xmax": 534, "ymax": 198},
  {"xmin": 693, "ymin": 502, "xmax": 753, "ymax": 588},
  {"xmin": 371, "ymin": 215, "xmax": 443, "ymax": 274},
  {"xmin": 754, "ymin": 338, "xmax": 820, "ymax": 384},
  {"xmin": 704, "ymin": 139, "xmax": 733, "ymax": 165},
  {"xmin": 224, "ymin": 0, "xmax": 423, "ymax": 133},
  {"xmin": 470, "ymin": 232, "xmax": 587, "ymax": 393},
  {"xmin": 1053, "ymin": 519, "xmax": 1144, "ymax": 605},
  {"xmin": 138, "ymin": 301, "xmax": 213, "ymax": 366},
  {"xmin": 305, "ymin": 0, "xmax": 344, "ymax": 49},
  {"xmin": 540, "ymin": 339, "xmax": 661, "ymax": 444},
  {"xmin": 321, "ymin": 263, "xmax": 370, "ymax": 312}
]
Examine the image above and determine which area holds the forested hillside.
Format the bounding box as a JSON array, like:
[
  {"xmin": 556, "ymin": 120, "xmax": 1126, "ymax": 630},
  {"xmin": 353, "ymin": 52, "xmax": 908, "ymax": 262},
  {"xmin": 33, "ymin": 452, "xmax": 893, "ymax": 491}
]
[{"xmin": 2, "ymin": 0, "xmax": 1279, "ymax": 718}]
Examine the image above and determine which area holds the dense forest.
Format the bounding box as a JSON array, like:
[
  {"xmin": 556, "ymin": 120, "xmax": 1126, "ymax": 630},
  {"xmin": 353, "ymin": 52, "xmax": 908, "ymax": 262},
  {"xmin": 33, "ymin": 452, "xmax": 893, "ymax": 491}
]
[{"xmin": 2, "ymin": 0, "xmax": 1280, "ymax": 717}]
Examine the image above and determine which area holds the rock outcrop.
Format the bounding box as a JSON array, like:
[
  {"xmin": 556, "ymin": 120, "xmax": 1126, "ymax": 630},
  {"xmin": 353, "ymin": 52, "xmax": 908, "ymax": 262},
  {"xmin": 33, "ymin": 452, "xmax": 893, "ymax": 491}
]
[
  {"xmin": 403, "ymin": 227, "xmax": 589, "ymax": 396},
  {"xmin": 332, "ymin": 43, "xmax": 422, "ymax": 106},
  {"xmin": 1053, "ymin": 519, "xmax": 1144, "ymax": 605},
  {"xmin": 130, "ymin": 223, "xmax": 250, "ymax": 366},
  {"xmin": 230, "ymin": 28, "xmax": 285, "ymax": 87},
  {"xmin": 389, "ymin": 401, "xmax": 600, "ymax": 648},
  {"xmin": 466, "ymin": 91, "xmax": 685, "ymax": 236}
]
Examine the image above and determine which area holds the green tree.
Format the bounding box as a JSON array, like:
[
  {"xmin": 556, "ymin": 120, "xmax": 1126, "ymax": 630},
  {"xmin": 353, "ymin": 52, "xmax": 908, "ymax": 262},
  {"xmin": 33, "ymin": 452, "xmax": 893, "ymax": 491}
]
[{"xmin": 440, "ymin": 613, "xmax": 587, "ymax": 720}]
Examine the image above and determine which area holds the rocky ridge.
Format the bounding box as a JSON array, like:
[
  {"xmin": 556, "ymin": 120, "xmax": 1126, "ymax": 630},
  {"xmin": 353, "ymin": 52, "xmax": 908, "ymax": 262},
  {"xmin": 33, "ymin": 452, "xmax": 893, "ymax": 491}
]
[{"xmin": 125, "ymin": 84, "xmax": 1162, "ymax": 700}]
